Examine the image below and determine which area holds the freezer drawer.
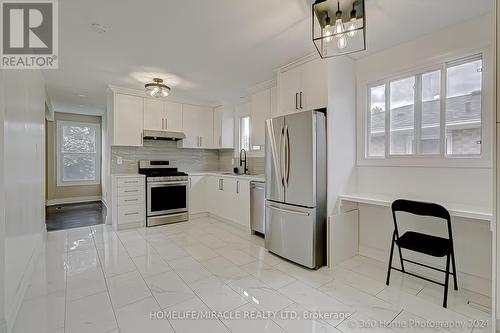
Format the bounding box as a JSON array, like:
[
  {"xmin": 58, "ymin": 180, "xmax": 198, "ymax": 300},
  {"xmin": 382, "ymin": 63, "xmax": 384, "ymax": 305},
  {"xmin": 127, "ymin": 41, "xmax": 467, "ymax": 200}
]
[{"xmin": 265, "ymin": 201, "xmax": 324, "ymax": 269}]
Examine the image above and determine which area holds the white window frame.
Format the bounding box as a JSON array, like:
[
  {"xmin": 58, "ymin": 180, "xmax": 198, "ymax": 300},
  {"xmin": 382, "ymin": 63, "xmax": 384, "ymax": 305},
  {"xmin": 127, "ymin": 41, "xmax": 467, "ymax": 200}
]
[
  {"xmin": 236, "ymin": 114, "xmax": 263, "ymax": 157},
  {"xmin": 359, "ymin": 50, "xmax": 491, "ymax": 168},
  {"xmin": 57, "ymin": 120, "xmax": 101, "ymax": 186}
]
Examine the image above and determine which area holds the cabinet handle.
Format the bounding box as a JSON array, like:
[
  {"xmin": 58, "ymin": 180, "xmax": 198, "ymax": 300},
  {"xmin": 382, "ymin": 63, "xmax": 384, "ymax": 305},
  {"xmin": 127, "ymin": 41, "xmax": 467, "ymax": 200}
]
[
  {"xmin": 141, "ymin": 132, "xmax": 143, "ymax": 145},
  {"xmin": 124, "ymin": 180, "xmax": 138, "ymax": 184},
  {"xmin": 295, "ymin": 92, "xmax": 298, "ymax": 110},
  {"xmin": 125, "ymin": 212, "xmax": 139, "ymax": 216},
  {"xmin": 300, "ymin": 91, "xmax": 303, "ymax": 109},
  {"xmin": 124, "ymin": 189, "xmax": 138, "ymax": 193},
  {"xmin": 219, "ymin": 135, "xmax": 222, "ymax": 147},
  {"xmin": 236, "ymin": 180, "xmax": 240, "ymax": 194},
  {"xmin": 161, "ymin": 118, "xmax": 164, "ymax": 129},
  {"xmin": 165, "ymin": 117, "xmax": 168, "ymax": 129},
  {"xmin": 124, "ymin": 198, "xmax": 138, "ymax": 202},
  {"xmin": 189, "ymin": 178, "xmax": 192, "ymax": 189},
  {"xmin": 200, "ymin": 136, "xmax": 203, "ymax": 147}
]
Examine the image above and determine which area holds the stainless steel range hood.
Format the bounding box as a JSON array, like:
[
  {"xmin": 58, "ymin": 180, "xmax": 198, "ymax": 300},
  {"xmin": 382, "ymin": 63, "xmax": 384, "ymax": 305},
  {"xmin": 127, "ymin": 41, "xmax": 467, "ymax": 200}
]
[{"xmin": 143, "ymin": 130, "xmax": 186, "ymax": 141}]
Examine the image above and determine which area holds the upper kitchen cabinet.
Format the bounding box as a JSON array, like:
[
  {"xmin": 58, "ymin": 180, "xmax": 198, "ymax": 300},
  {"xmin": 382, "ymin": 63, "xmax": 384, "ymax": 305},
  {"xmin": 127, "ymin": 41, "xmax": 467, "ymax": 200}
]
[
  {"xmin": 144, "ymin": 99, "xmax": 183, "ymax": 132},
  {"xmin": 278, "ymin": 56, "xmax": 327, "ymax": 115},
  {"xmin": 179, "ymin": 104, "xmax": 214, "ymax": 148},
  {"xmin": 110, "ymin": 93, "xmax": 144, "ymax": 146},
  {"xmin": 213, "ymin": 106, "xmax": 234, "ymax": 149},
  {"xmin": 250, "ymin": 88, "xmax": 271, "ymax": 146}
]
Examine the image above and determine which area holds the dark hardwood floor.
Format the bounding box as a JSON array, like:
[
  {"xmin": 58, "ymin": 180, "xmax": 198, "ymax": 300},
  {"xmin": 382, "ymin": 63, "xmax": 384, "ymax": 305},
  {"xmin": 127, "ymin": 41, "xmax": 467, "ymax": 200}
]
[{"xmin": 46, "ymin": 201, "xmax": 106, "ymax": 231}]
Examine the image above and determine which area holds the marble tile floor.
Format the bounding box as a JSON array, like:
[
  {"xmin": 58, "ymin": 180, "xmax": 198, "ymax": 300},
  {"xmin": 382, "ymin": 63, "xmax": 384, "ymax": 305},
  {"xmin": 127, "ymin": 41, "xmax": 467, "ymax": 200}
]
[{"xmin": 13, "ymin": 217, "xmax": 492, "ymax": 333}]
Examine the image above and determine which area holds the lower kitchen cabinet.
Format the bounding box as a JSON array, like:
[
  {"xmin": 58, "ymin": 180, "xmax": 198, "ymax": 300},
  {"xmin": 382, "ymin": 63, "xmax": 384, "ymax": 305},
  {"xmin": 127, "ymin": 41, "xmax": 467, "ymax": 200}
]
[
  {"xmin": 188, "ymin": 175, "xmax": 207, "ymax": 215},
  {"xmin": 111, "ymin": 175, "xmax": 146, "ymax": 230},
  {"xmin": 201, "ymin": 175, "xmax": 251, "ymax": 229}
]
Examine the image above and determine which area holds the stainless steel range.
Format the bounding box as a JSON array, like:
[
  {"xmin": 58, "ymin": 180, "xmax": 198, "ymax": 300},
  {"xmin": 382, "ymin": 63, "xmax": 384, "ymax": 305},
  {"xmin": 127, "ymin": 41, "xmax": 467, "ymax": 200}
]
[{"xmin": 139, "ymin": 160, "xmax": 189, "ymax": 227}]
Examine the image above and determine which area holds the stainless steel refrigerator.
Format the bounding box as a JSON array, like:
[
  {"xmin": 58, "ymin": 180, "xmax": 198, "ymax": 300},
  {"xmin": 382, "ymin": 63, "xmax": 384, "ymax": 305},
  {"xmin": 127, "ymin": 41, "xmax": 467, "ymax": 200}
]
[{"xmin": 265, "ymin": 109, "xmax": 327, "ymax": 269}]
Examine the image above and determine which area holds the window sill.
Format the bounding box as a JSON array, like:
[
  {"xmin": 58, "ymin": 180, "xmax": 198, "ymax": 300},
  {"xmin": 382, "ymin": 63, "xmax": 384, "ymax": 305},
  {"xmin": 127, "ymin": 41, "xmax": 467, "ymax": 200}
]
[
  {"xmin": 57, "ymin": 181, "xmax": 101, "ymax": 187},
  {"xmin": 357, "ymin": 156, "xmax": 492, "ymax": 169}
]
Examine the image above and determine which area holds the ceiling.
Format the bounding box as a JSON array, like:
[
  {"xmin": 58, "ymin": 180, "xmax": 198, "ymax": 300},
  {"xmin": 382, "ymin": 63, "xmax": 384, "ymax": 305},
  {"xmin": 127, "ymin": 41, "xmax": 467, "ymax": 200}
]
[{"xmin": 43, "ymin": 0, "xmax": 493, "ymax": 116}]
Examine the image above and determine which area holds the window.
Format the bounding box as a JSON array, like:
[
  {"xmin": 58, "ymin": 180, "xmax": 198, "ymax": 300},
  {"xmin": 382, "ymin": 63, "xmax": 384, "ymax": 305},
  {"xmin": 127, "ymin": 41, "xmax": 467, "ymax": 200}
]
[
  {"xmin": 366, "ymin": 55, "xmax": 482, "ymax": 159},
  {"xmin": 57, "ymin": 121, "xmax": 100, "ymax": 186},
  {"xmin": 239, "ymin": 115, "xmax": 261, "ymax": 151}
]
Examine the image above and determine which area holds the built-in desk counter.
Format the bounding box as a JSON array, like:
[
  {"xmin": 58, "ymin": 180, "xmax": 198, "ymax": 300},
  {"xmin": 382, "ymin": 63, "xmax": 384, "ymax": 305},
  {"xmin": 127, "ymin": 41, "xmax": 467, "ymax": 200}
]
[{"xmin": 338, "ymin": 193, "xmax": 492, "ymax": 222}]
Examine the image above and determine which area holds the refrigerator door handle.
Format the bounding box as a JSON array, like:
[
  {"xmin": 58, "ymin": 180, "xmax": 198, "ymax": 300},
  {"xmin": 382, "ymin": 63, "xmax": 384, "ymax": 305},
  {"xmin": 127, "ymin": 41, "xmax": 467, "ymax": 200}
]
[
  {"xmin": 266, "ymin": 120, "xmax": 284, "ymax": 190},
  {"xmin": 282, "ymin": 125, "xmax": 288, "ymax": 189},
  {"xmin": 267, "ymin": 204, "xmax": 310, "ymax": 216},
  {"xmin": 285, "ymin": 125, "xmax": 291, "ymax": 186}
]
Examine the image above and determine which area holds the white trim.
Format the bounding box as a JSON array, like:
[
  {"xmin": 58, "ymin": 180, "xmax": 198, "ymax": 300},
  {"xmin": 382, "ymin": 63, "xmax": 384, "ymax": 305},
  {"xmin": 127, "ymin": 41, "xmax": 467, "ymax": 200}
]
[
  {"xmin": 46, "ymin": 196, "xmax": 102, "ymax": 206},
  {"xmin": 56, "ymin": 120, "xmax": 101, "ymax": 186}
]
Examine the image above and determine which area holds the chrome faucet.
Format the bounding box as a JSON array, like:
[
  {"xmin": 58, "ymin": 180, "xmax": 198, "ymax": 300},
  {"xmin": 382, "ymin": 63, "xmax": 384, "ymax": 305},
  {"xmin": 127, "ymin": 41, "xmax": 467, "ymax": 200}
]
[{"xmin": 239, "ymin": 149, "xmax": 248, "ymax": 174}]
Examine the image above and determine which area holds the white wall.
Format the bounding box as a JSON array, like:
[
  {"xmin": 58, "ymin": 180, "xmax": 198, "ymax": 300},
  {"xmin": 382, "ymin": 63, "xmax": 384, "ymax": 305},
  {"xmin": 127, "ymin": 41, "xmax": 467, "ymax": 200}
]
[
  {"xmin": 2, "ymin": 70, "xmax": 46, "ymax": 331},
  {"xmin": 349, "ymin": 15, "xmax": 495, "ymax": 295},
  {"xmin": 326, "ymin": 57, "xmax": 357, "ymax": 216}
]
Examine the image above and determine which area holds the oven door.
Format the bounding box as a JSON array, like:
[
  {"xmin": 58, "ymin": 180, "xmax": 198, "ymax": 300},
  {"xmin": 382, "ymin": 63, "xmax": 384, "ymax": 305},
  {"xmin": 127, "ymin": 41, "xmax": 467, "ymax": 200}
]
[{"xmin": 147, "ymin": 181, "xmax": 188, "ymax": 216}]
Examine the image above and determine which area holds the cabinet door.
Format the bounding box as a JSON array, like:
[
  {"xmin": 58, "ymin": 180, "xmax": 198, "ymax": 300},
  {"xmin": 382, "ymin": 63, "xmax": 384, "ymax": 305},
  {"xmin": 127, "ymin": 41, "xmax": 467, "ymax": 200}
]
[
  {"xmin": 234, "ymin": 179, "xmax": 250, "ymax": 228},
  {"xmin": 143, "ymin": 98, "xmax": 164, "ymax": 131},
  {"xmin": 181, "ymin": 104, "xmax": 201, "ymax": 148},
  {"xmin": 206, "ymin": 176, "xmax": 217, "ymax": 214},
  {"xmin": 199, "ymin": 106, "xmax": 214, "ymax": 148},
  {"xmin": 279, "ymin": 66, "xmax": 301, "ymax": 115},
  {"xmin": 165, "ymin": 101, "xmax": 183, "ymax": 132},
  {"xmin": 213, "ymin": 106, "xmax": 223, "ymax": 148},
  {"xmin": 300, "ymin": 58, "xmax": 327, "ymax": 110},
  {"xmin": 251, "ymin": 89, "xmax": 271, "ymax": 146},
  {"xmin": 113, "ymin": 94, "xmax": 144, "ymax": 146},
  {"xmin": 189, "ymin": 176, "xmax": 206, "ymax": 215}
]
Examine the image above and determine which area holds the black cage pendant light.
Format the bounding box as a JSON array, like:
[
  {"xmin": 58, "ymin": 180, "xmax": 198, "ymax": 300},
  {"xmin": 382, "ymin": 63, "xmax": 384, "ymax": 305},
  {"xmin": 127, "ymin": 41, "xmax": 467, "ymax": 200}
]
[{"xmin": 312, "ymin": 0, "xmax": 366, "ymax": 58}]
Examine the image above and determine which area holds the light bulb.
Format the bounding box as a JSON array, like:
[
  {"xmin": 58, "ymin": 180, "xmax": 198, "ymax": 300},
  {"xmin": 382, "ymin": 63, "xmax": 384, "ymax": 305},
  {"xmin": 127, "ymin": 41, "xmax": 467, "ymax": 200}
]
[
  {"xmin": 337, "ymin": 34, "xmax": 347, "ymax": 49},
  {"xmin": 334, "ymin": 18, "xmax": 344, "ymax": 34},
  {"xmin": 323, "ymin": 27, "xmax": 333, "ymax": 43},
  {"xmin": 346, "ymin": 18, "xmax": 356, "ymax": 37},
  {"xmin": 347, "ymin": 4, "xmax": 357, "ymax": 37},
  {"xmin": 323, "ymin": 12, "xmax": 333, "ymax": 43}
]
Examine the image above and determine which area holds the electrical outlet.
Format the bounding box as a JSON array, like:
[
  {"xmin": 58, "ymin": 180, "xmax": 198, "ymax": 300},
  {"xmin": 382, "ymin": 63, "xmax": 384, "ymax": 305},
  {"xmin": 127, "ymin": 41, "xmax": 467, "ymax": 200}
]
[{"xmin": 117, "ymin": 156, "xmax": 123, "ymax": 165}]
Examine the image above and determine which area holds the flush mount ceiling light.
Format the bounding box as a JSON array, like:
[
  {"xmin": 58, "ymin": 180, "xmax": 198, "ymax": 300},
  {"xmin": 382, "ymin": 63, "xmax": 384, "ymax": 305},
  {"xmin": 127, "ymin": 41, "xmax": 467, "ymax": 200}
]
[
  {"xmin": 312, "ymin": 0, "xmax": 366, "ymax": 58},
  {"xmin": 145, "ymin": 78, "xmax": 171, "ymax": 98}
]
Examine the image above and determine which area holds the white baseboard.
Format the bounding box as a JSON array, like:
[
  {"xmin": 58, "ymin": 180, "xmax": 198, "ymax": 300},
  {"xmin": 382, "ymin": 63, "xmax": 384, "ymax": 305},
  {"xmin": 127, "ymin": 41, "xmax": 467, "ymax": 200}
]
[
  {"xmin": 6, "ymin": 230, "xmax": 44, "ymax": 332},
  {"xmin": 359, "ymin": 245, "xmax": 491, "ymax": 296},
  {"xmin": 46, "ymin": 195, "xmax": 102, "ymax": 206},
  {"xmin": 189, "ymin": 212, "xmax": 209, "ymax": 220}
]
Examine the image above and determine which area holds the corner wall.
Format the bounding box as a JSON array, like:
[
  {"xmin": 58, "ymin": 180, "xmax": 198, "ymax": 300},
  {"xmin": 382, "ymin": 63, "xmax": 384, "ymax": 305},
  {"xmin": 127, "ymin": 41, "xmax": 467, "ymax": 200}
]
[{"xmin": 2, "ymin": 69, "xmax": 46, "ymax": 332}]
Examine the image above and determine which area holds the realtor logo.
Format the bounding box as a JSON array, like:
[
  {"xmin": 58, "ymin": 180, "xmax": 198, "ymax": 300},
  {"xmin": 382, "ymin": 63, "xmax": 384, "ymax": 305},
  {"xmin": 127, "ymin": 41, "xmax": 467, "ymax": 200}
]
[{"xmin": 1, "ymin": 0, "xmax": 58, "ymax": 69}]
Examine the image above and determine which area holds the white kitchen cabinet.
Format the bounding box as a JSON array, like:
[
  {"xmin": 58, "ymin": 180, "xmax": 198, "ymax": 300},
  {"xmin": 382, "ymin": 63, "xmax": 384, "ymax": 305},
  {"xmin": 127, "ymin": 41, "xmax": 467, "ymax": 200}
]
[
  {"xmin": 165, "ymin": 101, "xmax": 183, "ymax": 132},
  {"xmin": 213, "ymin": 106, "xmax": 234, "ymax": 149},
  {"xmin": 250, "ymin": 88, "xmax": 271, "ymax": 146},
  {"xmin": 179, "ymin": 104, "xmax": 214, "ymax": 148},
  {"xmin": 278, "ymin": 57, "xmax": 327, "ymax": 115},
  {"xmin": 188, "ymin": 175, "xmax": 206, "ymax": 215},
  {"xmin": 213, "ymin": 106, "xmax": 223, "ymax": 148},
  {"xmin": 144, "ymin": 99, "xmax": 183, "ymax": 132},
  {"xmin": 111, "ymin": 175, "xmax": 146, "ymax": 230},
  {"xmin": 112, "ymin": 93, "xmax": 144, "ymax": 146},
  {"xmin": 143, "ymin": 98, "xmax": 164, "ymax": 131}
]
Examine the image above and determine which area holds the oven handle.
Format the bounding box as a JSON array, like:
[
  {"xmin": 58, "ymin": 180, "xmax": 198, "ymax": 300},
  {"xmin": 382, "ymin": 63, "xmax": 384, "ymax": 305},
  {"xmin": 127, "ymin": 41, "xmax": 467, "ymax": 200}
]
[{"xmin": 148, "ymin": 181, "xmax": 188, "ymax": 187}]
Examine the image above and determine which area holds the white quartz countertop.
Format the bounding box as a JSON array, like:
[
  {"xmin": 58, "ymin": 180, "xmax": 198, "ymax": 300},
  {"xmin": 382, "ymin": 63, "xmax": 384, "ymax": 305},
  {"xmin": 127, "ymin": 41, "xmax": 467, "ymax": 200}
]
[
  {"xmin": 111, "ymin": 173, "xmax": 145, "ymax": 178},
  {"xmin": 189, "ymin": 171, "xmax": 265, "ymax": 182}
]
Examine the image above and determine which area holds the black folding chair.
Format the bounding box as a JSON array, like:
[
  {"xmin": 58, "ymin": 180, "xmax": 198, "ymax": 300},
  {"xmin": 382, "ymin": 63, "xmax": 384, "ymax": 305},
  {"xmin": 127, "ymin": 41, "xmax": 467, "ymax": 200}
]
[{"xmin": 386, "ymin": 199, "xmax": 458, "ymax": 308}]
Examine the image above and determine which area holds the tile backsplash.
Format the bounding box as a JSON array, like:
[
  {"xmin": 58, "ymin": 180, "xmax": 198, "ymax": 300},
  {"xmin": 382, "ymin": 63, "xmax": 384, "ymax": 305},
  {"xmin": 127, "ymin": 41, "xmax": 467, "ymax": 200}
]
[{"xmin": 111, "ymin": 140, "xmax": 265, "ymax": 175}]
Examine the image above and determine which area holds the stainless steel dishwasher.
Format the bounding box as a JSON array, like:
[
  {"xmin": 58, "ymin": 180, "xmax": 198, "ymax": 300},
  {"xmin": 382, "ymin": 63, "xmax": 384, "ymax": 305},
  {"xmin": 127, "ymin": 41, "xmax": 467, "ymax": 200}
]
[{"xmin": 250, "ymin": 181, "xmax": 265, "ymax": 235}]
